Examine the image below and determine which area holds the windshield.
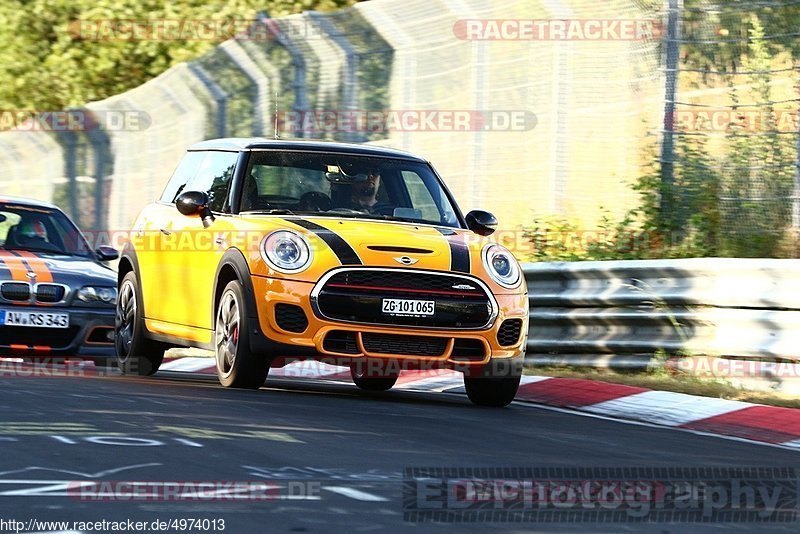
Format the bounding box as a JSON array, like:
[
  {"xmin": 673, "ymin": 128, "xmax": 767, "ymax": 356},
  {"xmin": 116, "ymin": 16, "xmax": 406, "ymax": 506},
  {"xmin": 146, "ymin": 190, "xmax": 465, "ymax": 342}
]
[
  {"xmin": 0, "ymin": 203, "xmax": 92, "ymax": 257},
  {"xmin": 241, "ymin": 152, "xmax": 462, "ymax": 228}
]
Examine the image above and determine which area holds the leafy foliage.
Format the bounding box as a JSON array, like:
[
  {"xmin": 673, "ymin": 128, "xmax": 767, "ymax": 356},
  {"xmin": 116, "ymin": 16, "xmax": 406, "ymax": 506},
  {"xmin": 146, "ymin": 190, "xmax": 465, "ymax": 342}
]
[{"xmin": 0, "ymin": 0, "xmax": 356, "ymax": 110}]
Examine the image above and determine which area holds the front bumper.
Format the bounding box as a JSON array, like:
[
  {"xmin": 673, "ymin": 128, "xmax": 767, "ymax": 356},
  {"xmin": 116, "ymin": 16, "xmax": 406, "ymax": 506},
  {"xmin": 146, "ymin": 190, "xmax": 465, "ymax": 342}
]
[
  {"xmin": 0, "ymin": 306, "xmax": 115, "ymax": 360},
  {"xmin": 251, "ymin": 276, "xmax": 528, "ymax": 369}
]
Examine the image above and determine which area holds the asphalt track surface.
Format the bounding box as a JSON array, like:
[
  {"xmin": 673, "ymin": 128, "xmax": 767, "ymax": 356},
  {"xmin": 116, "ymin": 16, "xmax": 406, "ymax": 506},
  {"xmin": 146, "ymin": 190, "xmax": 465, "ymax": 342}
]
[{"xmin": 0, "ymin": 367, "xmax": 797, "ymax": 533}]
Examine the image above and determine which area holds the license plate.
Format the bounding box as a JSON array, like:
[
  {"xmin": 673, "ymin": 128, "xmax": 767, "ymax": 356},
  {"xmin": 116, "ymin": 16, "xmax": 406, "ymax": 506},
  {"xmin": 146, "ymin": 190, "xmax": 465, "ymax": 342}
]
[
  {"xmin": 381, "ymin": 298, "xmax": 435, "ymax": 317},
  {"xmin": 0, "ymin": 310, "xmax": 69, "ymax": 328}
]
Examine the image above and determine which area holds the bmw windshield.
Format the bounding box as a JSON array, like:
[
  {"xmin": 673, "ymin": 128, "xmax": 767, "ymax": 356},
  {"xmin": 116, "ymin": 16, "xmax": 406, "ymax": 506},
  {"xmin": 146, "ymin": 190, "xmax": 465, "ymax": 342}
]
[
  {"xmin": 240, "ymin": 152, "xmax": 463, "ymax": 229},
  {"xmin": 0, "ymin": 203, "xmax": 92, "ymax": 257}
]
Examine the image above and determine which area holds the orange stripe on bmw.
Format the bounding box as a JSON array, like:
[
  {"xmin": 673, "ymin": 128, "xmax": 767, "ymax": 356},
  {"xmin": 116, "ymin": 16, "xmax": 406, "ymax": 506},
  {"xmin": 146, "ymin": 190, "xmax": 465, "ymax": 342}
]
[
  {"xmin": 0, "ymin": 251, "xmax": 29, "ymax": 281},
  {"xmin": 13, "ymin": 251, "xmax": 53, "ymax": 283}
]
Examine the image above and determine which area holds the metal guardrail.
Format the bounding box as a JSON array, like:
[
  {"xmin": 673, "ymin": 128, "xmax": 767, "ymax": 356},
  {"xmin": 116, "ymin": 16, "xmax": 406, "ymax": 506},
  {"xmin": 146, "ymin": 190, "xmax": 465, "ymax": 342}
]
[{"xmin": 523, "ymin": 258, "xmax": 800, "ymax": 363}]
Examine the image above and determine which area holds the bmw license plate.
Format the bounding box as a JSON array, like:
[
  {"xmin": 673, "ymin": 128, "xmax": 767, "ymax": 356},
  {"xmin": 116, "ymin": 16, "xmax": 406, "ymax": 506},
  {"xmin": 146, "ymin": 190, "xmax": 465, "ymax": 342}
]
[
  {"xmin": 0, "ymin": 310, "xmax": 69, "ymax": 328},
  {"xmin": 381, "ymin": 298, "xmax": 435, "ymax": 317}
]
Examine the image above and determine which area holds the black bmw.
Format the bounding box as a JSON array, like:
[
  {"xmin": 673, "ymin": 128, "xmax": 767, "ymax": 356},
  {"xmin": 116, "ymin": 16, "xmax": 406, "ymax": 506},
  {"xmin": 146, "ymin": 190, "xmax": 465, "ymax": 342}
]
[{"xmin": 0, "ymin": 196, "xmax": 118, "ymax": 360}]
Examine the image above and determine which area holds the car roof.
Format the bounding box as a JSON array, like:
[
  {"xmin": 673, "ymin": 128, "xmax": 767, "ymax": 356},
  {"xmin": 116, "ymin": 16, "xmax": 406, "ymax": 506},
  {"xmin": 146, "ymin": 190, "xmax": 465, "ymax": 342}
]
[
  {"xmin": 187, "ymin": 138, "xmax": 427, "ymax": 162},
  {"xmin": 0, "ymin": 195, "xmax": 61, "ymax": 210}
]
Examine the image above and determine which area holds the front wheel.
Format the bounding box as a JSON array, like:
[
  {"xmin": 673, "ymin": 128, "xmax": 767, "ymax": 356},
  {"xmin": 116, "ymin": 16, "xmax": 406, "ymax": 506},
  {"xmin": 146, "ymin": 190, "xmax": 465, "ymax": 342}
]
[
  {"xmin": 215, "ymin": 280, "xmax": 268, "ymax": 389},
  {"xmin": 115, "ymin": 272, "xmax": 167, "ymax": 376},
  {"xmin": 464, "ymin": 359, "xmax": 522, "ymax": 407},
  {"xmin": 350, "ymin": 360, "xmax": 399, "ymax": 391}
]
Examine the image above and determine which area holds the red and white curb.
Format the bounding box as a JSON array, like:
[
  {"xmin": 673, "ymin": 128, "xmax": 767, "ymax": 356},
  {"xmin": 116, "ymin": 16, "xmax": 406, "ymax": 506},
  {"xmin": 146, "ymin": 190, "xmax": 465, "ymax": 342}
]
[{"xmin": 161, "ymin": 358, "xmax": 800, "ymax": 449}]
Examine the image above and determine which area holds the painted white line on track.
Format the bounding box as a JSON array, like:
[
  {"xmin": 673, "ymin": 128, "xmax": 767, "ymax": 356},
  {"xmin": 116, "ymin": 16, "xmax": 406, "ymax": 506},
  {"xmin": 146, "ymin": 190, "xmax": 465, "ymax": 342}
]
[
  {"xmin": 160, "ymin": 358, "xmax": 216, "ymax": 372},
  {"xmin": 583, "ymin": 390, "xmax": 754, "ymax": 426},
  {"xmin": 505, "ymin": 397, "xmax": 800, "ymax": 452},
  {"xmin": 323, "ymin": 486, "xmax": 388, "ymax": 502}
]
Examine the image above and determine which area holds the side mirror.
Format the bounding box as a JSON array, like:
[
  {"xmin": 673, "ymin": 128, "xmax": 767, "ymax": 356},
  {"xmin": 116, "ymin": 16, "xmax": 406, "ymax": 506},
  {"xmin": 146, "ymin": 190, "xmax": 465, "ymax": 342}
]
[
  {"xmin": 465, "ymin": 210, "xmax": 498, "ymax": 236},
  {"xmin": 175, "ymin": 190, "xmax": 215, "ymax": 228},
  {"xmin": 95, "ymin": 245, "xmax": 119, "ymax": 261}
]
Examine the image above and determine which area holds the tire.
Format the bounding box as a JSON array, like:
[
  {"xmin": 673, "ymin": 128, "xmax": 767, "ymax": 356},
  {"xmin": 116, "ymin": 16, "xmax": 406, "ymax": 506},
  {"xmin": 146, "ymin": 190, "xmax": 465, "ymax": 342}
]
[
  {"xmin": 350, "ymin": 360, "xmax": 399, "ymax": 391},
  {"xmin": 115, "ymin": 271, "xmax": 167, "ymax": 376},
  {"xmin": 215, "ymin": 280, "xmax": 268, "ymax": 389},
  {"xmin": 464, "ymin": 359, "xmax": 522, "ymax": 407}
]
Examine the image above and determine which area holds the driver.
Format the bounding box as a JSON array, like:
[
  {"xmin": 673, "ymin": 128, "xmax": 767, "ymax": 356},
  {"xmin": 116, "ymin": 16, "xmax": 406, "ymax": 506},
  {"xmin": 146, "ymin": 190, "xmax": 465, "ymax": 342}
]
[
  {"xmin": 15, "ymin": 219, "xmax": 48, "ymax": 246},
  {"xmin": 346, "ymin": 170, "xmax": 381, "ymax": 211}
]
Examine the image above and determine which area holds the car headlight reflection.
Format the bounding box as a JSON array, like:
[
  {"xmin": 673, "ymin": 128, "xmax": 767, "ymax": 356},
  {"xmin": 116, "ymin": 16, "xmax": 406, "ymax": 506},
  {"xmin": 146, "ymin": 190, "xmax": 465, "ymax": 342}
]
[
  {"xmin": 261, "ymin": 230, "xmax": 312, "ymax": 273},
  {"xmin": 77, "ymin": 286, "xmax": 117, "ymax": 304},
  {"xmin": 482, "ymin": 244, "xmax": 521, "ymax": 289}
]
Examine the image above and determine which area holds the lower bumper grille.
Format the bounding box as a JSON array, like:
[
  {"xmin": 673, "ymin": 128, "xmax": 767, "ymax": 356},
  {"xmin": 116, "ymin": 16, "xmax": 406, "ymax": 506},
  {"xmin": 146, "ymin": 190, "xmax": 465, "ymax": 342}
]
[
  {"xmin": 497, "ymin": 319, "xmax": 523, "ymax": 346},
  {"xmin": 451, "ymin": 339, "xmax": 487, "ymax": 361},
  {"xmin": 361, "ymin": 333, "xmax": 449, "ymax": 357},
  {"xmin": 0, "ymin": 326, "xmax": 80, "ymax": 348},
  {"xmin": 322, "ymin": 330, "xmax": 359, "ymax": 354},
  {"xmin": 274, "ymin": 304, "xmax": 308, "ymax": 333}
]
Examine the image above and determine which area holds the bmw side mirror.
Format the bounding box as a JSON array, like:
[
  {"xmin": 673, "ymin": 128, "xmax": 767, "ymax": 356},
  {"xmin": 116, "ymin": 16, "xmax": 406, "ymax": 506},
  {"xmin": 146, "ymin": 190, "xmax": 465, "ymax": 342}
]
[
  {"xmin": 95, "ymin": 245, "xmax": 119, "ymax": 261},
  {"xmin": 465, "ymin": 210, "xmax": 498, "ymax": 236},
  {"xmin": 175, "ymin": 190, "xmax": 215, "ymax": 228}
]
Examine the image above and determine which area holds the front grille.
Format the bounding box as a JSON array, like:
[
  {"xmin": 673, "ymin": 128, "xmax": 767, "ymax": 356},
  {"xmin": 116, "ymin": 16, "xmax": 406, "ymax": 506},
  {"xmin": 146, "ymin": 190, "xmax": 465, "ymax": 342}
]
[
  {"xmin": 323, "ymin": 330, "xmax": 359, "ymax": 354},
  {"xmin": 497, "ymin": 319, "xmax": 523, "ymax": 346},
  {"xmin": 274, "ymin": 304, "xmax": 308, "ymax": 333},
  {"xmin": 361, "ymin": 333, "xmax": 448, "ymax": 357},
  {"xmin": 0, "ymin": 326, "xmax": 80, "ymax": 348},
  {"xmin": 451, "ymin": 339, "xmax": 487, "ymax": 361},
  {"xmin": 315, "ymin": 269, "xmax": 493, "ymax": 329},
  {"xmin": 36, "ymin": 284, "xmax": 65, "ymax": 303},
  {"xmin": 1, "ymin": 282, "xmax": 30, "ymax": 301}
]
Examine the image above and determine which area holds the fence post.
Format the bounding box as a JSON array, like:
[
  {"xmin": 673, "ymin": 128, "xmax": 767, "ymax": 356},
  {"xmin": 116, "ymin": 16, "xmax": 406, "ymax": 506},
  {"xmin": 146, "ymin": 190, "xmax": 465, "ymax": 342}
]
[
  {"xmin": 188, "ymin": 63, "xmax": 228, "ymax": 138},
  {"xmin": 308, "ymin": 11, "xmax": 364, "ymax": 143},
  {"xmin": 794, "ymin": 62, "xmax": 800, "ymax": 228},
  {"xmin": 85, "ymin": 120, "xmax": 110, "ymax": 231},
  {"xmin": 219, "ymin": 40, "xmax": 269, "ymax": 137},
  {"xmin": 258, "ymin": 11, "xmax": 309, "ymax": 138},
  {"xmin": 54, "ymin": 130, "xmax": 79, "ymax": 225},
  {"xmin": 660, "ymin": 0, "xmax": 682, "ymax": 231}
]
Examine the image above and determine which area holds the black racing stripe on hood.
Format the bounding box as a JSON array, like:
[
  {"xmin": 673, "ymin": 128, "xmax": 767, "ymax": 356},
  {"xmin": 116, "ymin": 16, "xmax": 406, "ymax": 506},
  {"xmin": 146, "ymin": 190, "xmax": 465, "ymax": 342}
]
[
  {"xmin": 436, "ymin": 228, "xmax": 470, "ymax": 273},
  {"xmin": 287, "ymin": 219, "xmax": 362, "ymax": 266}
]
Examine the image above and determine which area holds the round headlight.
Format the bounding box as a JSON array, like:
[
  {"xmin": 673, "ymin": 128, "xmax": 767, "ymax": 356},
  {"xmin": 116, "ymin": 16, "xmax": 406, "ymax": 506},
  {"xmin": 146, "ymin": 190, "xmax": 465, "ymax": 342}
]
[
  {"xmin": 77, "ymin": 286, "xmax": 117, "ymax": 304},
  {"xmin": 261, "ymin": 230, "xmax": 312, "ymax": 273},
  {"xmin": 482, "ymin": 244, "xmax": 521, "ymax": 289}
]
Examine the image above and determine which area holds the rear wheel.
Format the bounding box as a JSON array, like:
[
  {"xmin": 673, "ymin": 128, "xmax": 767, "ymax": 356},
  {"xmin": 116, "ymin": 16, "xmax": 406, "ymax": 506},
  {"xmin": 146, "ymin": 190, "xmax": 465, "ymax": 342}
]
[
  {"xmin": 215, "ymin": 280, "xmax": 268, "ymax": 389},
  {"xmin": 115, "ymin": 272, "xmax": 167, "ymax": 376},
  {"xmin": 350, "ymin": 360, "xmax": 399, "ymax": 391},
  {"xmin": 464, "ymin": 359, "xmax": 522, "ymax": 407}
]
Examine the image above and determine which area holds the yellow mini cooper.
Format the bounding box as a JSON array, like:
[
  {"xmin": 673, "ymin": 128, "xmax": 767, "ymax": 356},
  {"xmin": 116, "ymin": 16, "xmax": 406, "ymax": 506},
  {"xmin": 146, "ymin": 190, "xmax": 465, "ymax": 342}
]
[{"xmin": 117, "ymin": 139, "xmax": 528, "ymax": 406}]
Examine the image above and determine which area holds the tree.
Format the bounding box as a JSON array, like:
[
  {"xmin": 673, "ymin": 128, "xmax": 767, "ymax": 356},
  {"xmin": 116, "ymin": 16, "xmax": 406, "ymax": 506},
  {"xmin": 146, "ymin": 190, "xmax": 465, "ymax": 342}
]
[{"xmin": 0, "ymin": 0, "xmax": 356, "ymax": 111}]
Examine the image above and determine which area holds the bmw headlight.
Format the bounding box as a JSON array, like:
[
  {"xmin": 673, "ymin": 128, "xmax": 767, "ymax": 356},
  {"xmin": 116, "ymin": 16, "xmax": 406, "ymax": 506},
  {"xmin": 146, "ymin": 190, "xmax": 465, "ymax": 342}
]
[
  {"xmin": 261, "ymin": 230, "xmax": 312, "ymax": 273},
  {"xmin": 482, "ymin": 244, "xmax": 521, "ymax": 289},
  {"xmin": 77, "ymin": 286, "xmax": 117, "ymax": 304}
]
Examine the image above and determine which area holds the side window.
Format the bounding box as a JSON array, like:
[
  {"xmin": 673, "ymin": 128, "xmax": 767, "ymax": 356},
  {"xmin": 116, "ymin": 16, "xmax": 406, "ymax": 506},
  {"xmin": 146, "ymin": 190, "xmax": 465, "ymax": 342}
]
[
  {"xmin": 401, "ymin": 171, "xmax": 443, "ymax": 222},
  {"xmin": 160, "ymin": 151, "xmax": 205, "ymax": 203},
  {"xmin": 185, "ymin": 151, "xmax": 239, "ymax": 213}
]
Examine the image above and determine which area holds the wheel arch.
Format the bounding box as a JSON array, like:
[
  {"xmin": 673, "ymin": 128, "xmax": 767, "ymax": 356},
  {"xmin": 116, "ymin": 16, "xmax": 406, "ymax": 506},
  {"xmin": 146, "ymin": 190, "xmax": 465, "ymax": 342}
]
[{"xmin": 212, "ymin": 249, "xmax": 259, "ymax": 331}]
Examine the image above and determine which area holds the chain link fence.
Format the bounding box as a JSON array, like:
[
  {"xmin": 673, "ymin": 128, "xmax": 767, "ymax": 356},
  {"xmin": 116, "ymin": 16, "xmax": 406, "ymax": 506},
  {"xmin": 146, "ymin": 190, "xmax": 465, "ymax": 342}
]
[{"xmin": 0, "ymin": 0, "xmax": 796, "ymax": 258}]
